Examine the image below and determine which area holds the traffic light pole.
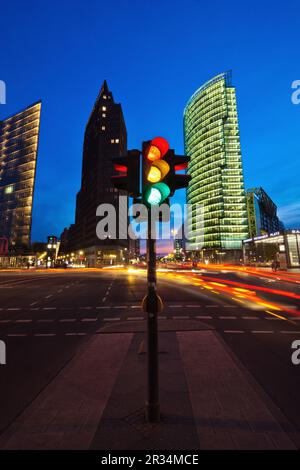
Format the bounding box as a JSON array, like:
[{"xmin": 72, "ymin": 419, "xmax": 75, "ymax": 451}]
[{"xmin": 145, "ymin": 209, "xmax": 160, "ymax": 423}]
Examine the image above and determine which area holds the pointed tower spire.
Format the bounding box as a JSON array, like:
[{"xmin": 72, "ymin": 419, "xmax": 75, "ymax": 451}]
[
  {"xmin": 98, "ymin": 79, "xmax": 113, "ymax": 101},
  {"xmin": 101, "ymin": 79, "xmax": 109, "ymax": 95}
]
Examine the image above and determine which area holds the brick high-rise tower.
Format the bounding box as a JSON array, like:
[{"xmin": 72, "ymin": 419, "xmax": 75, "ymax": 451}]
[{"xmin": 69, "ymin": 81, "xmax": 128, "ymax": 266}]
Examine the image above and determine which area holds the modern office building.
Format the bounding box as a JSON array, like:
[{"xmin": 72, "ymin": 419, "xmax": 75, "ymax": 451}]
[
  {"xmin": 246, "ymin": 187, "xmax": 280, "ymax": 238},
  {"xmin": 184, "ymin": 72, "xmax": 248, "ymax": 261},
  {"xmin": 69, "ymin": 81, "xmax": 128, "ymax": 266},
  {"xmin": 0, "ymin": 101, "xmax": 41, "ymax": 248},
  {"xmin": 243, "ymin": 229, "xmax": 300, "ymax": 269}
]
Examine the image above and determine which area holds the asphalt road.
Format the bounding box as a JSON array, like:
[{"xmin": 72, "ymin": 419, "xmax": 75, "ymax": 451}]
[{"xmin": 0, "ymin": 267, "xmax": 300, "ymax": 439}]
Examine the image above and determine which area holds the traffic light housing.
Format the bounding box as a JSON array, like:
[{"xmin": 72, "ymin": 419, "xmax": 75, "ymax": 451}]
[
  {"xmin": 142, "ymin": 137, "xmax": 171, "ymax": 206},
  {"xmin": 111, "ymin": 149, "xmax": 141, "ymax": 198},
  {"xmin": 142, "ymin": 137, "xmax": 191, "ymax": 206},
  {"xmin": 164, "ymin": 150, "xmax": 191, "ymax": 196}
]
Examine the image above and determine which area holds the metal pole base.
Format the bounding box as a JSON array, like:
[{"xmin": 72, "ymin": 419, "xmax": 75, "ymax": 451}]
[{"xmin": 145, "ymin": 401, "xmax": 160, "ymax": 423}]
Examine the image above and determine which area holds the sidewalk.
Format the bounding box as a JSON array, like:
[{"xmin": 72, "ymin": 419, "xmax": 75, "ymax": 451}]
[{"xmin": 0, "ymin": 319, "xmax": 299, "ymax": 450}]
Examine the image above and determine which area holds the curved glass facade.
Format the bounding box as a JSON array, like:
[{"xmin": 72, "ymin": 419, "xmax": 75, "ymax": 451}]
[
  {"xmin": 0, "ymin": 102, "xmax": 41, "ymax": 247},
  {"xmin": 184, "ymin": 72, "xmax": 248, "ymax": 253}
]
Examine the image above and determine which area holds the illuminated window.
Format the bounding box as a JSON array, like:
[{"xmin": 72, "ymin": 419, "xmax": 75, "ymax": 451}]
[
  {"xmin": 102, "ymin": 126, "xmax": 105, "ymax": 130},
  {"xmin": 115, "ymin": 138, "xmax": 119, "ymax": 143},
  {"xmin": 4, "ymin": 185, "xmax": 14, "ymax": 194},
  {"xmin": 102, "ymin": 106, "xmax": 106, "ymax": 111},
  {"xmin": 103, "ymin": 95, "xmax": 107, "ymax": 99},
  {"xmin": 102, "ymin": 113, "xmax": 106, "ymax": 118}
]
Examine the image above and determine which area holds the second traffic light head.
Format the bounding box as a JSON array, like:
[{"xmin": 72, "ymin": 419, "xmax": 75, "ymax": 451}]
[{"xmin": 111, "ymin": 149, "xmax": 141, "ymax": 198}]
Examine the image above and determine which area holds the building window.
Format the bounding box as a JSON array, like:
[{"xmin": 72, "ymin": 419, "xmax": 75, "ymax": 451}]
[
  {"xmin": 115, "ymin": 138, "xmax": 119, "ymax": 143},
  {"xmin": 102, "ymin": 106, "xmax": 106, "ymax": 111},
  {"xmin": 102, "ymin": 113, "xmax": 106, "ymax": 118},
  {"xmin": 103, "ymin": 95, "xmax": 107, "ymax": 99},
  {"xmin": 111, "ymin": 139, "xmax": 115, "ymax": 143},
  {"xmin": 102, "ymin": 126, "xmax": 105, "ymax": 131},
  {"xmin": 4, "ymin": 185, "xmax": 14, "ymax": 194}
]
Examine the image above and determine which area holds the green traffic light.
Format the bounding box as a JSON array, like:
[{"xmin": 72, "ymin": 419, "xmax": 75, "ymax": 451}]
[{"xmin": 145, "ymin": 182, "xmax": 170, "ymax": 205}]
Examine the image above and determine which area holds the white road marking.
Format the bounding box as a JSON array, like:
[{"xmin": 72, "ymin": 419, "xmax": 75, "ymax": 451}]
[
  {"xmin": 57, "ymin": 290, "xmax": 63, "ymax": 293},
  {"xmin": 79, "ymin": 307, "xmax": 92, "ymax": 310},
  {"xmin": 169, "ymin": 305, "xmax": 183, "ymax": 308},
  {"xmin": 34, "ymin": 333, "xmax": 56, "ymax": 337},
  {"xmin": 103, "ymin": 317, "xmax": 121, "ymax": 322},
  {"xmin": 97, "ymin": 306, "xmax": 110, "ymax": 309},
  {"xmin": 81, "ymin": 318, "xmax": 97, "ymax": 322},
  {"xmin": 7, "ymin": 333, "xmax": 27, "ymax": 337},
  {"xmin": 60, "ymin": 319, "xmax": 76, "ymax": 322},
  {"xmin": 0, "ymin": 320, "xmax": 10, "ymax": 323},
  {"xmin": 30, "ymin": 301, "xmax": 38, "ymax": 306},
  {"xmin": 43, "ymin": 307, "xmax": 57, "ymax": 310},
  {"xmin": 65, "ymin": 332, "xmax": 86, "ymax": 336},
  {"xmin": 185, "ymin": 305, "xmax": 200, "ymax": 308},
  {"xmin": 224, "ymin": 330, "xmax": 244, "ymax": 334},
  {"xmin": 7, "ymin": 308, "xmax": 21, "ymax": 311},
  {"xmin": 223, "ymin": 305, "xmax": 238, "ymax": 308},
  {"xmin": 15, "ymin": 319, "xmax": 32, "ymax": 323},
  {"xmin": 206, "ymin": 305, "xmax": 219, "ymax": 308},
  {"xmin": 281, "ymin": 331, "xmax": 300, "ymax": 334},
  {"xmin": 242, "ymin": 316, "xmax": 259, "ymax": 320},
  {"xmin": 113, "ymin": 306, "xmax": 127, "ymax": 309},
  {"xmin": 102, "ymin": 297, "xmax": 107, "ymax": 302},
  {"xmin": 196, "ymin": 315, "xmax": 212, "ymax": 319},
  {"xmin": 219, "ymin": 316, "xmax": 237, "ymax": 319},
  {"xmin": 45, "ymin": 295, "xmax": 52, "ymax": 299},
  {"xmin": 130, "ymin": 306, "xmax": 141, "ymax": 309},
  {"xmin": 252, "ymin": 331, "xmax": 274, "ymax": 334},
  {"xmin": 127, "ymin": 316, "xmax": 144, "ymax": 320},
  {"xmin": 30, "ymin": 308, "xmax": 40, "ymax": 311}
]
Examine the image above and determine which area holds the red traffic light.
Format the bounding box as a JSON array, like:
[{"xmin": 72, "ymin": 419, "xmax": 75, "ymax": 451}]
[
  {"xmin": 113, "ymin": 163, "xmax": 127, "ymax": 173},
  {"xmin": 175, "ymin": 162, "xmax": 188, "ymax": 171},
  {"xmin": 145, "ymin": 137, "xmax": 169, "ymax": 161}
]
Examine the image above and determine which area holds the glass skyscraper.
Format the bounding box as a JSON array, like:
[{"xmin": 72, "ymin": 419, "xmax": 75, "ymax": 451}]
[
  {"xmin": 0, "ymin": 102, "xmax": 41, "ymax": 248},
  {"xmin": 184, "ymin": 72, "xmax": 248, "ymax": 260}
]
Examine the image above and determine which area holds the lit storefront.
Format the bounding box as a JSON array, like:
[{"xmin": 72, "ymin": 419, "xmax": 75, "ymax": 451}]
[{"xmin": 243, "ymin": 230, "xmax": 300, "ymax": 269}]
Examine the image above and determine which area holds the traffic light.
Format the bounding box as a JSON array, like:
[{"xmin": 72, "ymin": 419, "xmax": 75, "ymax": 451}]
[
  {"xmin": 111, "ymin": 149, "xmax": 141, "ymax": 198},
  {"xmin": 164, "ymin": 150, "xmax": 191, "ymax": 196},
  {"xmin": 142, "ymin": 137, "xmax": 171, "ymax": 206},
  {"xmin": 142, "ymin": 137, "xmax": 191, "ymax": 206}
]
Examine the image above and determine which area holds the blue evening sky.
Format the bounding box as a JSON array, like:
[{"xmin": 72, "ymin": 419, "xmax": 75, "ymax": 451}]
[{"xmin": 1, "ymin": 0, "xmax": 300, "ymax": 244}]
